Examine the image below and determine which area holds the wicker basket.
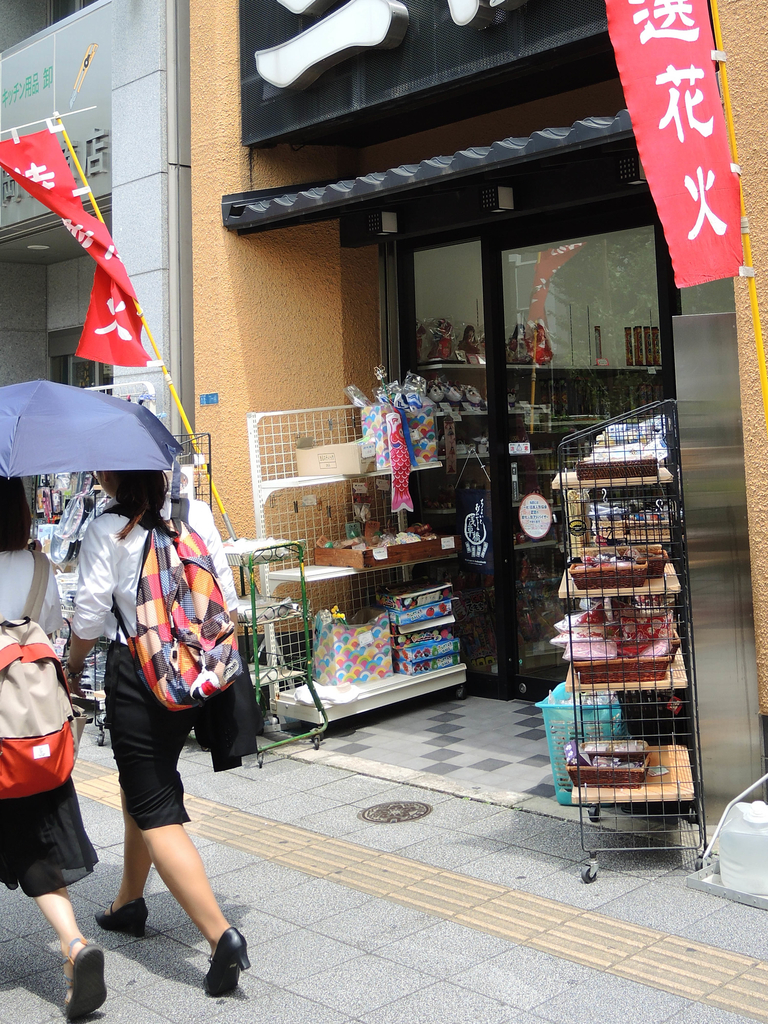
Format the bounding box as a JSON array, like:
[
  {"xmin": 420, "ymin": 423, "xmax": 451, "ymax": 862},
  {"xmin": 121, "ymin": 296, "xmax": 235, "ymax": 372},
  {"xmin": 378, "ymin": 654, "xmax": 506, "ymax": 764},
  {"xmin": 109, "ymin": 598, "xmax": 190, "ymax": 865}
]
[
  {"xmin": 601, "ymin": 544, "xmax": 669, "ymax": 579},
  {"xmin": 573, "ymin": 654, "xmax": 674, "ymax": 685},
  {"xmin": 567, "ymin": 752, "xmax": 650, "ymax": 788},
  {"xmin": 575, "ymin": 457, "xmax": 658, "ymax": 481},
  {"xmin": 569, "ymin": 560, "xmax": 648, "ymax": 591}
]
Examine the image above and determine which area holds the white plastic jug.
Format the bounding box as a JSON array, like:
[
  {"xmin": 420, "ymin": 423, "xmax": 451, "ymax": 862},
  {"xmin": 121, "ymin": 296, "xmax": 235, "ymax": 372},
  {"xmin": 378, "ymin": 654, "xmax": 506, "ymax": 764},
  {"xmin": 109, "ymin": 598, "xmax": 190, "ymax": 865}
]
[{"xmin": 718, "ymin": 800, "xmax": 768, "ymax": 895}]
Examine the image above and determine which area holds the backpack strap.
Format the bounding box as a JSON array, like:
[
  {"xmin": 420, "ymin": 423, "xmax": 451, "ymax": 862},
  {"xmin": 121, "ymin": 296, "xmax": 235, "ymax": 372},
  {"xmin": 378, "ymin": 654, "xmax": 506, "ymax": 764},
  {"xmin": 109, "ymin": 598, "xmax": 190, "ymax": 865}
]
[{"xmin": 22, "ymin": 550, "xmax": 50, "ymax": 623}]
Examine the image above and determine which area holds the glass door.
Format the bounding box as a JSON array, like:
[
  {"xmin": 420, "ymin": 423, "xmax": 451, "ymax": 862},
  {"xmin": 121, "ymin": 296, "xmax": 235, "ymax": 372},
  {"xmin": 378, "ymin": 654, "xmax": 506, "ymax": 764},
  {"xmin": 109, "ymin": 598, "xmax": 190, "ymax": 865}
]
[
  {"xmin": 410, "ymin": 240, "xmax": 499, "ymax": 681},
  {"xmin": 502, "ymin": 226, "xmax": 665, "ymax": 686}
]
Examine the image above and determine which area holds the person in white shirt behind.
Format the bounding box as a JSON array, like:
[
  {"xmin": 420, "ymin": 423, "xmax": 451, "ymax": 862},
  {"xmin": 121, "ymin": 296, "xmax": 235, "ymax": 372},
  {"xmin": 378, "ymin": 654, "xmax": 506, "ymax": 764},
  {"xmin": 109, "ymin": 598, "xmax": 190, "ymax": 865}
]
[{"xmin": 66, "ymin": 470, "xmax": 249, "ymax": 997}]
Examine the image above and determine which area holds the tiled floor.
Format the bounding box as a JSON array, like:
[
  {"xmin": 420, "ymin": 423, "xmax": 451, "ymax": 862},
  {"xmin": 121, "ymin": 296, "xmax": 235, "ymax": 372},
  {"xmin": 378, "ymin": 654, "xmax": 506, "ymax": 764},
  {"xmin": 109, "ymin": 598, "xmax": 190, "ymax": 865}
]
[{"xmin": 274, "ymin": 693, "xmax": 557, "ymax": 799}]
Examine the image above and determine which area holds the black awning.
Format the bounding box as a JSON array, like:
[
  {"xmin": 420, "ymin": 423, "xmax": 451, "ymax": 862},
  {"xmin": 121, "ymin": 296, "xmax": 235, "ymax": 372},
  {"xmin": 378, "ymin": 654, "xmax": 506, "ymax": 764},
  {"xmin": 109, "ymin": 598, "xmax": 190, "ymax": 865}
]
[{"xmin": 222, "ymin": 110, "xmax": 636, "ymax": 235}]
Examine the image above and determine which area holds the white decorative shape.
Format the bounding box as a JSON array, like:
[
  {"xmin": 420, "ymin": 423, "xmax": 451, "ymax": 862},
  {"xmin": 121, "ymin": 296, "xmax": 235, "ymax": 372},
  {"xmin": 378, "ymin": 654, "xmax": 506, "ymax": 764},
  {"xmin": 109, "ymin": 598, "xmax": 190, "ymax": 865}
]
[
  {"xmin": 276, "ymin": 0, "xmax": 337, "ymax": 15},
  {"xmin": 445, "ymin": 0, "xmax": 495, "ymax": 29},
  {"xmin": 255, "ymin": 0, "xmax": 409, "ymax": 91}
]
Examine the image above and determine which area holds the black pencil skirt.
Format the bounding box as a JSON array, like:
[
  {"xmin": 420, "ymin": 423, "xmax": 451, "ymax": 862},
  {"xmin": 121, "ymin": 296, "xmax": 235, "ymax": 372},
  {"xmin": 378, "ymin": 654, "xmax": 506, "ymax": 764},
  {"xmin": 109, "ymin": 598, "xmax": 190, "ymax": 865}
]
[{"xmin": 104, "ymin": 641, "xmax": 200, "ymax": 830}]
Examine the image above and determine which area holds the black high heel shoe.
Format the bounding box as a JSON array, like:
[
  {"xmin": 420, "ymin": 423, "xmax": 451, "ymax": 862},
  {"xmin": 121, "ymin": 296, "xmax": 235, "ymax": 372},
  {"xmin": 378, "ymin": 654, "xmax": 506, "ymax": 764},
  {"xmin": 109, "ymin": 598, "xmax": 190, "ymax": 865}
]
[
  {"xmin": 95, "ymin": 898, "xmax": 148, "ymax": 937},
  {"xmin": 205, "ymin": 927, "xmax": 250, "ymax": 996}
]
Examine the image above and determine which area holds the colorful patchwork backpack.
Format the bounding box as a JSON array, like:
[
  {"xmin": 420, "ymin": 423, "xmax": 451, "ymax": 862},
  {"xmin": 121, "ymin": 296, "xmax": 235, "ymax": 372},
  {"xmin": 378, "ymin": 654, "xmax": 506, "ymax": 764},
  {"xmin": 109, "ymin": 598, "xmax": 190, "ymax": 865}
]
[
  {"xmin": 0, "ymin": 551, "xmax": 75, "ymax": 798},
  {"xmin": 112, "ymin": 491, "xmax": 241, "ymax": 711}
]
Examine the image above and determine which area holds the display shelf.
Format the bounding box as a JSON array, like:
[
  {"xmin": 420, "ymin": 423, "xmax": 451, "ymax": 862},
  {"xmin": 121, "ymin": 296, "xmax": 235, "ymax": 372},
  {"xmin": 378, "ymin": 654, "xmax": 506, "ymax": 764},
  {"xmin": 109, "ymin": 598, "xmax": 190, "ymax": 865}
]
[
  {"xmin": 516, "ymin": 539, "xmax": 558, "ymax": 550},
  {"xmin": 551, "ymin": 467, "xmax": 674, "ymax": 490},
  {"xmin": 557, "ymin": 562, "xmax": 681, "ymax": 599},
  {"xmin": 564, "ymin": 653, "xmax": 688, "ymax": 694},
  {"xmin": 425, "ymin": 507, "xmax": 457, "ymax": 514},
  {"xmin": 435, "ymin": 409, "xmax": 487, "ymax": 417},
  {"xmin": 417, "ymin": 362, "xmax": 485, "ymax": 370},
  {"xmin": 260, "ymin": 461, "xmax": 442, "ymax": 499},
  {"xmin": 506, "ymin": 364, "xmax": 660, "ymax": 374},
  {"xmin": 573, "ymin": 745, "xmax": 695, "ymax": 804},
  {"xmin": 272, "ymin": 664, "xmax": 467, "ymax": 724}
]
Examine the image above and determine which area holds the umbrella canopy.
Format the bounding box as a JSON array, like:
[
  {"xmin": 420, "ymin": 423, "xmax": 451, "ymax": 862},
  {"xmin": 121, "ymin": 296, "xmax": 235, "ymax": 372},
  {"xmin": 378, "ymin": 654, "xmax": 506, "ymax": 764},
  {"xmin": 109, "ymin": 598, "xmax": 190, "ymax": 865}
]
[{"xmin": 0, "ymin": 380, "xmax": 183, "ymax": 476}]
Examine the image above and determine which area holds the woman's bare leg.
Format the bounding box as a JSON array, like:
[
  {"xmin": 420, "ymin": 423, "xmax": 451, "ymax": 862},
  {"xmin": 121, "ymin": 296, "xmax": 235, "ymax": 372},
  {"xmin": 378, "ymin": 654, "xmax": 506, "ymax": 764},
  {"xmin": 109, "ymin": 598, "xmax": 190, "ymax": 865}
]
[
  {"xmin": 111, "ymin": 788, "xmax": 152, "ymax": 910},
  {"xmin": 34, "ymin": 888, "xmax": 86, "ymax": 959},
  {"xmin": 140, "ymin": 823, "xmax": 229, "ymax": 952}
]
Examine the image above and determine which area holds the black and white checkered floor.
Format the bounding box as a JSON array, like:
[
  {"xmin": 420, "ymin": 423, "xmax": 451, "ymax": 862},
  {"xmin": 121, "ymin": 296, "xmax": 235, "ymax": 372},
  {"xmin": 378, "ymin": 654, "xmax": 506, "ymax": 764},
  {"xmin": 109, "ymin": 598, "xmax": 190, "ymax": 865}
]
[{"xmin": 281, "ymin": 693, "xmax": 557, "ymax": 799}]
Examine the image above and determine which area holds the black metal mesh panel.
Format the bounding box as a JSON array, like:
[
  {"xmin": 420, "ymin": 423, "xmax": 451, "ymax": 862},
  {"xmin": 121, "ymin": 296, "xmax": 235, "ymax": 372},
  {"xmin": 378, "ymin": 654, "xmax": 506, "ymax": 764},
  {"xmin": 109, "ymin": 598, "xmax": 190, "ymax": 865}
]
[{"xmin": 240, "ymin": 0, "xmax": 607, "ymax": 146}]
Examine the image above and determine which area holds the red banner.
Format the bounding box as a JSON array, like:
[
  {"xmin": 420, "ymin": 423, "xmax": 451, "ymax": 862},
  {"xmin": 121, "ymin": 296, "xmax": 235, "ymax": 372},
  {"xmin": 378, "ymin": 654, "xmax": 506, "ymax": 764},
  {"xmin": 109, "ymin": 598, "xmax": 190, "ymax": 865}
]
[
  {"xmin": 77, "ymin": 266, "xmax": 148, "ymax": 367},
  {"xmin": 0, "ymin": 128, "xmax": 149, "ymax": 365},
  {"xmin": 605, "ymin": 0, "xmax": 743, "ymax": 288}
]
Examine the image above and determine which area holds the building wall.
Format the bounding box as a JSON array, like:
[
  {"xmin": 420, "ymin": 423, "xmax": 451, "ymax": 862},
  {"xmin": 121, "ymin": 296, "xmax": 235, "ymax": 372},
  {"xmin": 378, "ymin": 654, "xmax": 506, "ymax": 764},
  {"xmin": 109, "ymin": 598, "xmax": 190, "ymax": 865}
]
[
  {"xmin": 47, "ymin": 257, "xmax": 94, "ymax": 332},
  {"xmin": 0, "ymin": 0, "xmax": 46, "ymax": 52},
  {"xmin": 717, "ymin": 0, "xmax": 768, "ymax": 715},
  {"xmin": 0, "ymin": 262, "xmax": 46, "ymax": 385},
  {"xmin": 189, "ymin": 0, "xmax": 626, "ymax": 537}
]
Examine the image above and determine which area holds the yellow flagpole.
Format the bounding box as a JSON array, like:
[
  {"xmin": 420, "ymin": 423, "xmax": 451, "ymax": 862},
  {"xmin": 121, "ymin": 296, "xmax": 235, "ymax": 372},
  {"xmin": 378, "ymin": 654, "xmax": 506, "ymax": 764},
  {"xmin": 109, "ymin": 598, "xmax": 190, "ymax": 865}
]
[
  {"xmin": 56, "ymin": 117, "xmax": 237, "ymax": 539},
  {"xmin": 708, "ymin": 1, "xmax": 768, "ymax": 437}
]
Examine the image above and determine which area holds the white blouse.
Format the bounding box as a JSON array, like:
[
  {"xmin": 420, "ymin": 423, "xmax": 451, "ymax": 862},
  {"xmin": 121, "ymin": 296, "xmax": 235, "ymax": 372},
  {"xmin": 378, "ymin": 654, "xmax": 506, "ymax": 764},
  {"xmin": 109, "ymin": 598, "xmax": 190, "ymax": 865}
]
[
  {"xmin": 0, "ymin": 550, "xmax": 64, "ymax": 635},
  {"xmin": 72, "ymin": 499, "xmax": 239, "ymax": 642}
]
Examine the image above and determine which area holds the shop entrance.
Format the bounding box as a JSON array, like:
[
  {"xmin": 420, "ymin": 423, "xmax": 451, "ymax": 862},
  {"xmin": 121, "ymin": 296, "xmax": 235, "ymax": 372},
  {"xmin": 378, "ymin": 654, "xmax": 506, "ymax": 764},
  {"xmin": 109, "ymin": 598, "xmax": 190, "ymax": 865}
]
[{"xmin": 398, "ymin": 216, "xmax": 675, "ymax": 702}]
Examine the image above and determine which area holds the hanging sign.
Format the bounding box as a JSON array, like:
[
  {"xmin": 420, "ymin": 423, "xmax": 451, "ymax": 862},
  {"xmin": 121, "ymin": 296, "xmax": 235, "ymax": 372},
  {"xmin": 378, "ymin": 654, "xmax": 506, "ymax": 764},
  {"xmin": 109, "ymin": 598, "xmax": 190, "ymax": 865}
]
[
  {"xmin": 457, "ymin": 487, "xmax": 493, "ymax": 575},
  {"xmin": 604, "ymin": 0, "xmax": 742, "ymax": 288},
  {"xmin": 518, "ymin": 492, "xmax": 552, "ymax": 540}
]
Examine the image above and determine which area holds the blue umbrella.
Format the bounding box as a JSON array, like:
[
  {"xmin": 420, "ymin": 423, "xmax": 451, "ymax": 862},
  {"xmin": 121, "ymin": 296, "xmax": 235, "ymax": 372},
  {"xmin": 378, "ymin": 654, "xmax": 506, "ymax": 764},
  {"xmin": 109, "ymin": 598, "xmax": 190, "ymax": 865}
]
[{"xmin": 0, "ymin": 380, "xmax": 183, "ymax": 476}]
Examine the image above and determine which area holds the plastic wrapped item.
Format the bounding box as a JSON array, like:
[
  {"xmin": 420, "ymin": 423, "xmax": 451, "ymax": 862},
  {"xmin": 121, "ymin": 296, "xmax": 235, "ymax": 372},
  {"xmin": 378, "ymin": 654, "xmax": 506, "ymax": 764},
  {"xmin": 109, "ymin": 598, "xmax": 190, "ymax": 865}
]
[
  {"xmin": 344, "ymin": 384, "xmax": 372, "ymax": 408},
  {"xmin": 560, "ymin": 639, "xmax": 618, "ymax": 662}
]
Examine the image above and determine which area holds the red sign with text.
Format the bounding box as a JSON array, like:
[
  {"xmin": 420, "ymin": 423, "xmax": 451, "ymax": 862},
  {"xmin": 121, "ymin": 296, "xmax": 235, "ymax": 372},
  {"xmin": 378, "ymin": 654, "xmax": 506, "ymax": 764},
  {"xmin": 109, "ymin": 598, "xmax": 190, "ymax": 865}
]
[
  {"xmin": 0, "ymin": 129, "xmax": 149, "ymax": 365},
  {"xmin": 605, "ymin": 0, "xmax": 743, "ymax": 287}
]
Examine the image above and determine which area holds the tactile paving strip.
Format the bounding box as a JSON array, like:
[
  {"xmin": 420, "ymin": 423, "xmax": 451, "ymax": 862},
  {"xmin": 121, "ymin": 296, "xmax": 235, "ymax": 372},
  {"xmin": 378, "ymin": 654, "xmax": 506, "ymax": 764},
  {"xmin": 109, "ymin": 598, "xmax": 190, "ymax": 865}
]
[{"xmin": 73, "ymin": 762, "xmax": 768, "ymax": 1022}]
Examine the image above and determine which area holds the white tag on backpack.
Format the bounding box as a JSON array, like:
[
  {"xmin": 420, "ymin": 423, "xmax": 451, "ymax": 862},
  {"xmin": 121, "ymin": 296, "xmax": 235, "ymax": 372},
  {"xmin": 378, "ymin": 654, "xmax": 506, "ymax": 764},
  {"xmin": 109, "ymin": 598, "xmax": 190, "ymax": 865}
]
[{"xmin": 33, "ymin": 743, "xmax": 51, "ymax": 760}]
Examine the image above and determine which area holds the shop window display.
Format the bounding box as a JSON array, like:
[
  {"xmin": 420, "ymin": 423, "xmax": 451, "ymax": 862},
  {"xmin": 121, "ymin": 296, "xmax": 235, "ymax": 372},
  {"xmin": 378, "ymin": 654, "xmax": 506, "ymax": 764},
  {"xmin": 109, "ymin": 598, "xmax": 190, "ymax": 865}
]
[{"xmin": 407, "ymin": 227, "xmax": 665, "ymax": 690}]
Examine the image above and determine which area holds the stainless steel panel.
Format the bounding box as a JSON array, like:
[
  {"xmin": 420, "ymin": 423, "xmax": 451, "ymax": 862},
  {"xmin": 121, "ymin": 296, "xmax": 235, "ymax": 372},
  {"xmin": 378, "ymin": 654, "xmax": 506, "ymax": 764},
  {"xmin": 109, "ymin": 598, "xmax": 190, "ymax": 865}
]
[{"xmin": 674, "ymin": 312, "xmax": 760, "ymax": 821}]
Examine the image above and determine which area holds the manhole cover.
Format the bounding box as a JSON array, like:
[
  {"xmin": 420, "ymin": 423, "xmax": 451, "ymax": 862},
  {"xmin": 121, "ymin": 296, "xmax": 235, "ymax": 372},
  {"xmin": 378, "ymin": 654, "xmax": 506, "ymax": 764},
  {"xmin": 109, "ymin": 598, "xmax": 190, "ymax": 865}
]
[{"xmin": 359, "ymin": 801, "xmax": 432, "ymax": 824}]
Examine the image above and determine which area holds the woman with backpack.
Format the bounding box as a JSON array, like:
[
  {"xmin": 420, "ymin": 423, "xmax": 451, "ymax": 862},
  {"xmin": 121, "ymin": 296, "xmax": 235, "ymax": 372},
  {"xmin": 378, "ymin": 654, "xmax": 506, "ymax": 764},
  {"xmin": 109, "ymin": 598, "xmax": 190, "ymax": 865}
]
[
  {"xmin": 65, "ymin": 469, "xmax": 250, "ymax": 997},
  {"xmin": 0, "ymin": 477, "xmax": 106, "ymax": 1020}
]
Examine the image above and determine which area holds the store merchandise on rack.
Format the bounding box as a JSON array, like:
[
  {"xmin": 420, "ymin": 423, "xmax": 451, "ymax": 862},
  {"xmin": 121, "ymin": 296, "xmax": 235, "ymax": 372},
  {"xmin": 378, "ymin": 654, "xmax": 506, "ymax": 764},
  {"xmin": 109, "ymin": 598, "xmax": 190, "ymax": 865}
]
[
  {"xmin": 553, "ymin": 400, "xmax": 704, "ymax": 883},
  {"xmin": 246, "ymin": 399, "xmax": 468, "ymax": 726}
]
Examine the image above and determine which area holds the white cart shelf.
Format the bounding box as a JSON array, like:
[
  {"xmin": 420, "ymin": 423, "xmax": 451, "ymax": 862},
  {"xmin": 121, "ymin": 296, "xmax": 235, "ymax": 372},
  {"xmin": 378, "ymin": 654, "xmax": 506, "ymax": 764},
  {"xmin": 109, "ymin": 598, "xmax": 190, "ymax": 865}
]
[{"xmin": 247, "ymin": 407, "xmax": 467, "ymax": 722}]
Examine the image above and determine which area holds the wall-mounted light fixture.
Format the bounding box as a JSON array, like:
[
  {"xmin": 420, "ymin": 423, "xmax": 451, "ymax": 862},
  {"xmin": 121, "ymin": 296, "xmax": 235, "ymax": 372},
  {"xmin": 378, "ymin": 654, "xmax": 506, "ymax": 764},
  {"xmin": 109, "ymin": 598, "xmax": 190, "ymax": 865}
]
[
  {"xmin": 367, "ymin": 210, "xmax": 398, "ymax": 234},
  {"xmin": 617, "ymin": 153, "xmax": 646, "ymax": 185},
  {"xmin": 479, "ymin": 184, "xmax": 514, "ymax": 213}
]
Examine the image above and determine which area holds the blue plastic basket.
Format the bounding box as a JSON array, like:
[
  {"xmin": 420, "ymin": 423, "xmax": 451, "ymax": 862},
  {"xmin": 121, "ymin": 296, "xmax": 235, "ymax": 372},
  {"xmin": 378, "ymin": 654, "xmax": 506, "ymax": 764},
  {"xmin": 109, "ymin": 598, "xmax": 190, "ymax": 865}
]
[{"xmin": 536, "ymin": 683, "xmax": 627, "ymax": 805}]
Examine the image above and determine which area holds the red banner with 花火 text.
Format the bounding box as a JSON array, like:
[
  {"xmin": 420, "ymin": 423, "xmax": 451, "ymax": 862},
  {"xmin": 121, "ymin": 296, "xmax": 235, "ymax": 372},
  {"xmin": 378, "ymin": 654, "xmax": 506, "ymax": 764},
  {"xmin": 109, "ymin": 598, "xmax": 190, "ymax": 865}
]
[{"xmin": 605, "ymin": 0, "xmax": 743, "ymax": 288}]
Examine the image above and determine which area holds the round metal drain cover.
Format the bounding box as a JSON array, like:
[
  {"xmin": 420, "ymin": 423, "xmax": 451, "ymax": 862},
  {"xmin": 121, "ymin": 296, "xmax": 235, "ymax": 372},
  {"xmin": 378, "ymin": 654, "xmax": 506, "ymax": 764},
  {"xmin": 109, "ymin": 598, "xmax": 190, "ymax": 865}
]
[{"xmin": 359, "ymin": 801, "xmax": 432, "ymax": 824}]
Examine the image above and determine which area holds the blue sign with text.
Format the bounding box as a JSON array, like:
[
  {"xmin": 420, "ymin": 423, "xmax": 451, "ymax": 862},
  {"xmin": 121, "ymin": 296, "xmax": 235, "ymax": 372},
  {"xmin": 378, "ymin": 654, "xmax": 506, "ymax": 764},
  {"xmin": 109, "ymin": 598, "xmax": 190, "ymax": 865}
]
[{"xmin": 199, "ymin": 393, "xmax": 219, "ymax": 406}]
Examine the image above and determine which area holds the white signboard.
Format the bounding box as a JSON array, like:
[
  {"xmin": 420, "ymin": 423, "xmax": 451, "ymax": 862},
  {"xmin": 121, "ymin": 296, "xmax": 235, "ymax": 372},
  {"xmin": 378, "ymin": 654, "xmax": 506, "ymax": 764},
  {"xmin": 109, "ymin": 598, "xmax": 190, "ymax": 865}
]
[{"xmin": 518, "ymin": 492, "xmax": 552, "ymax": 541}]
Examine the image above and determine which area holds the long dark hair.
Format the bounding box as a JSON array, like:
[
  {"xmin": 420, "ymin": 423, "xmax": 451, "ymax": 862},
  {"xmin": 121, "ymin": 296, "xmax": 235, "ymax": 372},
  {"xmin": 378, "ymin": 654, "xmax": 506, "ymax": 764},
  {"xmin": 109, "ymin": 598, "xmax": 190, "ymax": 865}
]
[
  {"xmin": 0, "ymin": 477, "xmax": 32, "ymax": 552},
  {"xmin": 111, "ymin": 471, "xmax": 168, "ymax": 540}
]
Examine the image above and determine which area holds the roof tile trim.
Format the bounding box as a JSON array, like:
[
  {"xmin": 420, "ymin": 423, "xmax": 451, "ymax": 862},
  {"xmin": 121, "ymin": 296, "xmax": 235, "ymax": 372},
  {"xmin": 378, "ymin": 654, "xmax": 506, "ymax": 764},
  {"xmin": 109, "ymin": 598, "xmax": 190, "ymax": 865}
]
[{"xmin": 223, "ymin": 110, "xmax": 634, "ymax": 231}]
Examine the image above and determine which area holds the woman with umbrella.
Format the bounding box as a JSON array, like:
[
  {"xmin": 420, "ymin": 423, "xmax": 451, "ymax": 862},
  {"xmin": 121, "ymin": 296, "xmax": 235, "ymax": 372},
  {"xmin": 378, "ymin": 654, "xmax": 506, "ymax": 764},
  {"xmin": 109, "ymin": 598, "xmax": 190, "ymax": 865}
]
[
  {"xmin": 0, "ymin": 477, "xmax": 106, "ymax": 1020},
  {"xmin": 64, "ymin": 469, "xmax": 249, "ymax": 997}
]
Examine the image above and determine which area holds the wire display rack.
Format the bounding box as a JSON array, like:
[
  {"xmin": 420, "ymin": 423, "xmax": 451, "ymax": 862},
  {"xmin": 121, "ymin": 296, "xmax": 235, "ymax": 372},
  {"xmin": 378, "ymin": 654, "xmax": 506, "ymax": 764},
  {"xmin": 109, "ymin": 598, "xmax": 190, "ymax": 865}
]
[
  {"xmin": 246, "ymin": 408, "xmax": 466, "ymax": 725},
  {"xmin": 555, "ymin": 400, "xmax": 705, "ymax": 882},
  {"xmin": 173, "ymin": 432, "xmax": 212, "ymax": 508}
]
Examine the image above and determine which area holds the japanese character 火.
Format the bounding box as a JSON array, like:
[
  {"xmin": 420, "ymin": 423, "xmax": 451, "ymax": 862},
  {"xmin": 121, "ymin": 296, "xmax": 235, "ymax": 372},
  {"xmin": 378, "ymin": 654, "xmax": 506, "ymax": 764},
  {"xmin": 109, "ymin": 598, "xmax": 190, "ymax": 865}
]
[
  {"xmin": 656, "ymin": 65, "xmax": 714, "ymax": 142},
  {"xmin": 684, "ymin": 166, "xmax": 728, "ymax": 240},
  {"xmin": 95, "ymin": 297, "xmax": 133, "ymax": 341}
]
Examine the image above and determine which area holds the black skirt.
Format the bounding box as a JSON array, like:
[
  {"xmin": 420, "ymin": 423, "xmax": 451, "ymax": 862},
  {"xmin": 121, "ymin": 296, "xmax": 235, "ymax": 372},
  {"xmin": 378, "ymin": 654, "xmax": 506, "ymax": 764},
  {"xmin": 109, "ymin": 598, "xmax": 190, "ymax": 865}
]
[
  {"xmin": 0, "ymin": 779, "xmax": 97, "ymax": 898},
  {"xmin": 104, "ymin": 642, "xmax": 200, "ymax": 830}
]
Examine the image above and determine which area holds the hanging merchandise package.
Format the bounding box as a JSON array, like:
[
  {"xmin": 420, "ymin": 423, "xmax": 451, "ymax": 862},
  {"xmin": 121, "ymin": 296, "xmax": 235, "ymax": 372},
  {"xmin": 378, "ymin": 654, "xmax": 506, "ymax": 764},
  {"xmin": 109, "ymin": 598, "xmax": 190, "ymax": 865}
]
[
  {"xmin": 360, "ymin": 404, "xmax": 437, "ymax": 470},
  {"xmin": 313, "ymin": 609, "xmax": 393, "ymax": 689}
]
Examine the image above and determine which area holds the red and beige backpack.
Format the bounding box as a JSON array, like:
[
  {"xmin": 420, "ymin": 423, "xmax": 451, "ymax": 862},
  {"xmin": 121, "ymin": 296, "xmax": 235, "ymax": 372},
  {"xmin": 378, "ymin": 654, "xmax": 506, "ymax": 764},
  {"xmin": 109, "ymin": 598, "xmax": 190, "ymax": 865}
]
[{"xmin": 0, "ymin": 551, "xmax": 75, "ymax": 799}]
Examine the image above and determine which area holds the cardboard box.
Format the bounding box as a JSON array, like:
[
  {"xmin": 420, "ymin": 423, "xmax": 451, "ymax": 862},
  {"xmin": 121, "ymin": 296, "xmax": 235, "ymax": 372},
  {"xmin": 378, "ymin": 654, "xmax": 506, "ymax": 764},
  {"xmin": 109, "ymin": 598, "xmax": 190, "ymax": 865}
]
[
  {"xmin": 377, "ymin": 581, "xmax": 453, "ymax": 611},
  {"xmin": 393, "ymin": 652, "xmax": 462, "ymax": 674},
  {"xmin": 296, "ymin": 441, "xmax": 375, "ymax": 477},
  {"xmin": 314, "ymin": 537, "xmax": 458, "ymax": 570},
  {"xmin": 393, "ymin": 638, "xmax": 460, "ymax": 662}
]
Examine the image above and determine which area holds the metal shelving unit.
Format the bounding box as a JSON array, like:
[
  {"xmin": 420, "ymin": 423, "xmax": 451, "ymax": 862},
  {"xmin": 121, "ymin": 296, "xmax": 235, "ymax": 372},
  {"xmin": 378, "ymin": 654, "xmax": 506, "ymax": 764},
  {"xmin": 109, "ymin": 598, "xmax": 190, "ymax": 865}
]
[
  {"xmin": 246, "ymin": 407, "xmax": 467, "ymax": 725},
  {"xmin": 556, "ymin": 401, "xmax": 705, "ymax": 882}
]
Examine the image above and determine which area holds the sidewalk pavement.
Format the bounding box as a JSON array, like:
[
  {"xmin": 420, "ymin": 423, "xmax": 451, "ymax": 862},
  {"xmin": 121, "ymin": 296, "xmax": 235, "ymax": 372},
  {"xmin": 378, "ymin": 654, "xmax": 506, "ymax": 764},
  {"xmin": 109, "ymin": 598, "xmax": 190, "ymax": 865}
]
[{"xmin": 2, "ymin": 726, "xmax": 767, "ymax": 1024}]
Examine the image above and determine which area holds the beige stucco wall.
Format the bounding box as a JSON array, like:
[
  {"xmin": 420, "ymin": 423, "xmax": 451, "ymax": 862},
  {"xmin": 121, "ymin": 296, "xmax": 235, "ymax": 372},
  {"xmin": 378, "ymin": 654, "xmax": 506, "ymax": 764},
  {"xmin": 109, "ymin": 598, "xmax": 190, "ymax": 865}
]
[
  {"xmin": 190, "ymin": 0, "xmax": 627, "ymax": 538},
  {"xmin": 717, "ymin": 0, "xmax": 768, "ymax": 713}
]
